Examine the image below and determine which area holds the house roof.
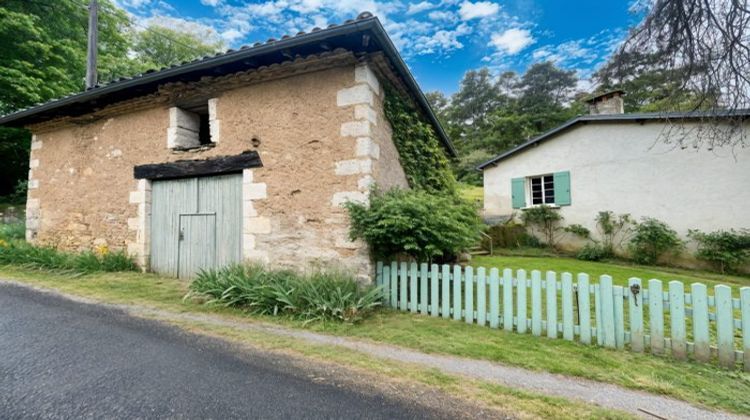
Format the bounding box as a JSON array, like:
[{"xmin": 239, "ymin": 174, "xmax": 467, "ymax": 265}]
[
  {"xmin": 0, "ymin": 12, "xmax": 456, "ymax": 157},
  {"xmin": 476, "ymin": 109, "xmax": 750, "ymax": 170}
]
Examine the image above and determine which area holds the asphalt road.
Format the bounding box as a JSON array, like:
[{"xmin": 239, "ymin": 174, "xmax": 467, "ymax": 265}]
[{"xmin": 0, "ymin": 283, "xmax": 447, "ymax": 419}]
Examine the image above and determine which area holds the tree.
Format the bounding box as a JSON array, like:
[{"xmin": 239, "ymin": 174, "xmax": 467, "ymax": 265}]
[
  {"xmin": 605, "ymin": 0, "xmax": 749, "ymax": 148},
  {"xmin": 516, "ymin": 61, "xmax": 578, "ymax": 112},
  {"xmin": 133, "ymin": 25, "xmax": 224, "ymax": 69}
]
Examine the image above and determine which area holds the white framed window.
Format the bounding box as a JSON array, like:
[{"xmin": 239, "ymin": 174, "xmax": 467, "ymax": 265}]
[{"xmin": 528, "ymin": 174, "xmax": 555, "ymax": 205}]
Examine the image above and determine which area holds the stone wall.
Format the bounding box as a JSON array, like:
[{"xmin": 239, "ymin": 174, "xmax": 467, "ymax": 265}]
[{"xmin": 25, "ymin": 56, "xmax": 408, "ymax": 279}]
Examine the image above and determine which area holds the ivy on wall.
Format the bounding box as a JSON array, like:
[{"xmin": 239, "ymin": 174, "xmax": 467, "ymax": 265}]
[{"xmin": 383, "ymin": 85, "xmax": 457, "ymax": 195}]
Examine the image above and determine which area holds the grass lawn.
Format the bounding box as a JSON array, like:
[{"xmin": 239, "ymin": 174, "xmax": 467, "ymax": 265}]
[
  {"xmin": 472, "ymin": 254, "xmax": 750, "ymax": 289},
  {"xmin": 1, "ymin": 265, "xmax": 748, "ymax": 415},
  {"xmin": 458, "ymin": 183, "xmax": 483, "ymax": 206}
]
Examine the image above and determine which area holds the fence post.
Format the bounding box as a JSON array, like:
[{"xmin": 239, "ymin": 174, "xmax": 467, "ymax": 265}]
[
  {"xmin": 600, "ymin": 275, "xmax": 616, "ymax": 348},
  {"xmin": 594, "ymin": 284, "xmax": 603, "ymax": 346},
  {"xmin": 420, "ymin": 263, "xmax": 429, "ymax": 315},
  {"xmin": 453, "ymin": 265, "xmax": 462, "ymax": 321},
  {"xmin": 381, "ymin": 265, "xmax": 390, "ymax": 306},
  {"xmin": 390, "ymin": 262, "xmax": 398, "ymax": 309},
  {"xmin": 430, "ymin": 264, "xmax": 439, "ymax": 317},
  {"xmin": 648, "ymin": 279, "xmax": 664, "ymax": 354},
  {"xmin": 715, "ymin": 285, "xmax": 735, "ymax": 368},
  {"xmin": 489, "ymin": 268, "xmax": 500, "ymax": 329},
  {"xmin": 740, "ymin": 287, "xmax": 750, "ymax": 372},
  {"xmin": 477, "ymin": 267, "xmax": 487, "ymax": 326},
  {"xmin": 628, "ymin": 278, "xmax": 644, "ymax": 352},
  {"xmin": 441, "ymin": 264, "xmax": 451, "ymax": 319},
  {"xmin": 562, "ymin": 273, "xmax": 574, "ymax": 341},
  {"xmin": 546, "ymin": 271, "xmax": 558, "ymax": 338},
  {"xmin": 517, "ymin": 270, "xmax": 528, "ymax": 333},
  {"xmin": 503, "ymin": 268, "xmax": 514, "ymax": 331},
  {"xmin": 691, "ymin": 283, "xmax": 710, "ymax": 362},
  {"xmin": 531, "ymin": 270, "xmax": 542, "ymax": 336},
  {"xmin": 578, "ymin": 273, "xmax": 591, "ymax": 344},
  {"xmin": 409, "ymin": 263, "xmax": 418, "ymax": 313},
  {"xmin": 668, "ymin": 281, "xmax": 687, "ymax": 360},
  {"xmin": 465, "ymin": 266, "xmax": 474, "ymax": 325},
  {"xmin": 399, "ymin": 262, "xmax": 408, "ymax": 311},
  {"xmin": 613, "ymin": 285, "xmax": 625, "ymax": 349}
]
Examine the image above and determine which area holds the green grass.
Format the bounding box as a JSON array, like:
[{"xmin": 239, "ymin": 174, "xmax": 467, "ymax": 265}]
[
  {"xmin": 0, "ymin": 222, "xmax": 25, "ymax": 241},
  {"xmin": 1, "ymin": 265, "xmax": 748, "ymax": 415},
  {"xmin": 458, "ymin": 183, "xmax": 483, "ymax": 206},
  {"xmin": 472, "ymin": 254, "xmax": 750, "ymax": 288},
  {"xmin": 0, "ymin": 238, "xmax": 138, "ymax": 274}
]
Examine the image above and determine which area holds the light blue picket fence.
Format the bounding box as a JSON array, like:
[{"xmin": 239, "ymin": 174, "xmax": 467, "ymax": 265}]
[{"xmin": 375, "ymin": 262, "xmax": 750, "ymax": 371}]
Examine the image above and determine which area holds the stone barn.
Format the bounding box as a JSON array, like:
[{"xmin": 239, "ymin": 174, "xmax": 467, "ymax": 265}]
[{"xmin": 0, "ymin": 13, "xmax": 455, "ymax": 279}]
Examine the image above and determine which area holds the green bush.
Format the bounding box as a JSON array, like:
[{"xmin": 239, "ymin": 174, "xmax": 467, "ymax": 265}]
[
  {"xmin": 0, "ymin": 240, "xmax": 138, "ymax": 274},
  {"xmin": 482, "ymin": 222, "xmax": 539, "ymax": 250},
  {"xmin": 0, "ymin": 222, "xmax": 25, "ymax": 241},
  {"xmin": 345, "ymin": 189, "xmax": 483, "ymax": 262},
  {"xmin": 576, "ymin": 243, "xmax": 609, "ymax": 261},
  {"xmin": 688, "ymin": 229, "xmax": 750, "ymax": 273},
  {"xmin": 521, "ymin": 205, "xmax": 563, "ymax": 248},
  {"xmin": 628, "ymin": 218, "xmax": 684, "ymax": 265},
  {"xmin": 564, "ymin": 224, "xmax": 591, "ymax": 239},
  {"xmin": 187, "ymin": 264, "xmax": 382, "ymax": 324},
  {"xmin": 594, "ymin": 211, "xmax": 634, "ymax": 255}
]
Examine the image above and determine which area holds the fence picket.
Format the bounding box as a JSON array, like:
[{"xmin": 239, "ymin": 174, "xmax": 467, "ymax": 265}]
[
  {"xmin": 628, "ymin": 278, "xmax": 644, "ymax": 352},
  {"xmin": 578, "ymin": 273, "xmax": 591, "ymax": 344},
  {"xmin": 430, "ymin": 264, "xmax": 439, "ymax": 317},
  {"xmin": 477, "ymin": 267, "xmax": 487, "ymax": 326},
  {"xmin": 441, "ymin": 265, "xmax": 451, "ymax": 319},
  {"xmin": 503, "ymin": 269, "xmax": 513, "ymax": 331},
  {"xmin": 531, "ymin": 271, "xmax": 542, "ymax": 336},
  {"xmin": 668, "ymin": 281, "xmax": 687, "ymax": 360},
  {"xmin": 546, "ymin": 271, "xmax": 557, "ymax": 339},
  {"xmin": 453, "ymin": 265, "xmax": 462, "ymax": 321},
  {"xmin": 562, "ymin": 273, "xmax": 574, "ymax": 340},
  {"xmin": 600, "ymin": 275, "xmax": 616, "ymax": 348},
  {"xmin": 409, "ymin": 263, "xmax": 418, "ymax": 313},
  {"xmin": 465, "ymin": 266, "xmax": 475, "ymax": 325},
  {"xmin": 420, "ymin": 263, "xmax": 429, "ymax": 315},
  {"xmin": 489, "ymin": 268, "xmax": 500, "ymax": 329},
  {"xmin": 740, "ymin": 287, "xmax": 750, "ymax": 372},
  {"xmin": 691, "ymin": 283, "xmax": 710, "ymax": 362},
  {"xmin": 517, "ymin": 270, "xmax": 528, "ymax": 333},
  {"xmin": 381, "ymin": 265, "xmax": 390, "ymax": 306},
  {"xmin": 595, "ymin": 284, "xmax": 603, "ymax": 346},
  {"xmin": 648, "ymin": 279, "xmax": 664, "ymax": 354},
  {"xmin": 613, "ymin": 285, "xmax": 625, "ymax": 349},
  {"xmin": 715, "ymin": 285, "xmax": 735, "ymax": 368},
  {"xmin": 399, "ymin": 262, "xmax": 408, "ymax": 311},
  {"xmin": 376, "ymin": 262, "xmax": 383, "ymax": 288},
  {"xmin": 389, "ymin": 262, "xmax": 398, "ymax": 308}
]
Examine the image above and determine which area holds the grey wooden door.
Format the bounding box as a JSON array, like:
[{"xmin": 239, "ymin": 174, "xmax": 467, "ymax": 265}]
[{"xmin": 150, "ymin": 173, "xmax": 242, "ymax": 278}]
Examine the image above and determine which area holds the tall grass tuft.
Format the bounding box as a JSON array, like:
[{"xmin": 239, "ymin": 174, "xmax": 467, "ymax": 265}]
[
  {"xmin": 0, "ymin": 240, "xmax": 138, "ymax": 274},
  {"xmin": 187, "ymin": 264, "xmax": 382, "ymax": 324},
  {"xmin": 0, "ymin": 222, "xmax": 25, "ymax": 241}
]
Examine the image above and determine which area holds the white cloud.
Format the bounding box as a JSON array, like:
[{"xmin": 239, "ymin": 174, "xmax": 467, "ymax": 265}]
[
  {"xmin": 428, "ymin": 10, "xmax": 456, "ymax": 22},
  {"xmin": 140, "ymin": 15, "xmax": 224, "ymax": 45},
  {"xmin": 490, "ymin": 28, "xmax": 534, "ymax": 54},
  {"xmin": 415, "ymin": 22, "xmax": 471, "ymax": 54},
  {"xmin": 200, "ymin": 0, "xmax": 221, "ymax": 6},
  {"xmin": 221, "ymin": 28, "xmax": 244, "ymax": 43},
  {"xmin": 458, "ymin": 1, "xmax": 500, "ymax": 20},
  {"xmin": 407, "ymin": 1, "xmax": 436, "ymax": 14}
]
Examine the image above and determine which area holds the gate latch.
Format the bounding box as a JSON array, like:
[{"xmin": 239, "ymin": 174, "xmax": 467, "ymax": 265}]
[{"xmin": 630, "ymin": 283, "xmax": 641, "ymax": 306}]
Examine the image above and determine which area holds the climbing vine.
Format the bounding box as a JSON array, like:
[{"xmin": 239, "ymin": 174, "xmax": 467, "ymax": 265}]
[{"xmin": 383, "ymin": 85, "xmax": 457, "ymax": 195}]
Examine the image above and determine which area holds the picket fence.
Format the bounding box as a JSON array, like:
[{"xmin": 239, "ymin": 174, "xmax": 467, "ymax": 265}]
[{"xmin": 375, "ymin": 262, "xmax": 750, "ymax": 371}]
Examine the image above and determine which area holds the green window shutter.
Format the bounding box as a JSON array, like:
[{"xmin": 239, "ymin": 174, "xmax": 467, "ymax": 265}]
[
  {"xmin": 511, "ymin": 178, "xmax": 526, "ymax": 209},
  {"xmin": 554, "ymin": 171, "xmax": 571, "ymax": 206}
]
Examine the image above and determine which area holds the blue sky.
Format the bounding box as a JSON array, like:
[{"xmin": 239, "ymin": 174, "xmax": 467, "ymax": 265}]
[{"xmin": 117, "ymin": 0, "xmax": 642, "ymax": 94}]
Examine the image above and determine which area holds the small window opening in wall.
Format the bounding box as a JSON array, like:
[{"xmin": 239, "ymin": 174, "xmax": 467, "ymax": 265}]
[
  {"xmin": 193, "ymin": 106, "xmax": 212, "ymax": 145},
  {"xmin": 168, "ymin": 103, "xmax": 215, "ymax": 150},
  {"xmin": 529, "ymin": 174, "xmax": 555, "ymax": 205}
]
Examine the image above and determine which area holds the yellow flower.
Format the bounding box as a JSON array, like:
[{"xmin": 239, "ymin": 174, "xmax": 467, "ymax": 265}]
[
  {"xmin": 0, "ymin": 239, "xmax": 8, "ymax": 248},
  {"xmin": 95, "ymin": 244, "xmax": 110, "ymax": 256}
]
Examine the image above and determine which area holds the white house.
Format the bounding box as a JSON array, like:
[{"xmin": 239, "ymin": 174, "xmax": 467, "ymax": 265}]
[{"xmin": 478, "ymin": 91, "xmax": 750, "ymax": 251}]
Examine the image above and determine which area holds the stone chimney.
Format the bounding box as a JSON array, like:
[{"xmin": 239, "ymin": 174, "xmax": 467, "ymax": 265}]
[{"xmin": 585, "ymin": 89, "xmax": 625, "ymax": 115}]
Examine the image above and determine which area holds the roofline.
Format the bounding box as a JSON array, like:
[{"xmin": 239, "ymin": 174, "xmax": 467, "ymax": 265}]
[
  {"xmin": 0, "ymin": 16, "xmax": 456, "ymax": 157},
  {"xmin": 476, "ymin": 109, "xmax": 750, "ymax": 170}
]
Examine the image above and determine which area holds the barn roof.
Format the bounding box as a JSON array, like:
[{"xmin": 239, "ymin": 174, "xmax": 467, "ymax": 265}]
[
  {"xmin": 476, "ymin": 109, "xmax": 750, "ymax": 170},
  {"xmin": 0, "ymin": 12, "xmax": 456, "ymax": 156}
]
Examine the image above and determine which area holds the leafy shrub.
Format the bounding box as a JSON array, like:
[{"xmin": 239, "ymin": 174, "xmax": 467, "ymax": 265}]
[
  {"xmin": 482, "ymin": 222, "xmax": 539, "ymax": 250},
  {"xmin": 594, "ymin": 211, "xmax": 634, "ymax": 255},
  {"xmin": 187, "ymin": 264, "xmax": 382, "ymax": 324},
  {"xmin": 576, "ymin": 243, "xmax": 609, "ymax": 261},
  {"xmin": 521, "ymin": 205, "xmax": 563, "ymax": 248},
  {"xmin": 564, "ymin": 224, "xmax": 591, "ymax": 239},
  {"xmin": 345, "ymin": 188, "xmax": 483, "ymax": 261},
  {"xmin": 628, "ymin": 218, "xmax": 684, "ymax": 265},
  {"xmin": 688, "ymin": 229, "xmax": 750, "ymax": 273},
  {"xmin": 0, "ymin": 240, "xmax": 137, "ymax": 274},
  {"xmin": 0, "ymin": 222, "xmax": 25, "ymax": 241}
]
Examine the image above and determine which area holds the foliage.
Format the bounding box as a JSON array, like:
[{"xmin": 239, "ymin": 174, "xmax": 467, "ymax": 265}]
[
  {"xmin": 482, "ymin": 222, "xmax": 539, "ymax": 251},
  {"xmin": 453, "ymin": 149, "xmax": 493, "ymax": 185},
  {"xmin": 576, "ymin": 243, "xmax": 609, "ymax": 262},
  {"xmin": 628, "ymin": 218, "xmax": 684, "ymax": 265},
  {"xmin": 0, "ymin": 222, "xmax": 25, "ymax": 241},
  {"xmin": 186, "ymin": 264, "xmax": 382, "ymax": 324},
  {"xmin": 345, "ymin": 188, "xmax": 482, "ymax": 262},
  {"xmin": 563, "ymin": 224, "xmax": 591, "ymax": 239},
  {"xmin": 133, "ymin": 25, "xmax": 224, "ymax": 69},
  {"xmin": 521, "ymin": 205, "xmax": 564, "ymax": 248},
  {"xmin": 383, "ymin": 86, "xmax": 456, "ymax": 194},
  {"xmin": 0, "ymin": 239, "xmax": 137, "ymax": 274},
  {"xmin": 688, "ymin": 229, "xmax": 750, "ymax": 273},
  {"xmin": 594, "ymin": 211, "xmax": 635, "ymax": 256}
]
